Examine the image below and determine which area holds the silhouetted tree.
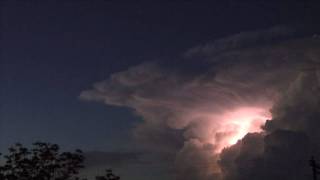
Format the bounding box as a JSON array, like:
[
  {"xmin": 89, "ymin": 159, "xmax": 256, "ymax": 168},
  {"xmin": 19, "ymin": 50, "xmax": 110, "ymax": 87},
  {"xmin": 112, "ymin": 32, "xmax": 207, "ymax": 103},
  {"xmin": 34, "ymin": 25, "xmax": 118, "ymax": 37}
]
[
  {"xmin": 0, "ymin": 142, "xmax": 120, "ymax": 180},
  {"xmin": 0, "ymin": 142, "xmax": 84, "ymax": 180}
]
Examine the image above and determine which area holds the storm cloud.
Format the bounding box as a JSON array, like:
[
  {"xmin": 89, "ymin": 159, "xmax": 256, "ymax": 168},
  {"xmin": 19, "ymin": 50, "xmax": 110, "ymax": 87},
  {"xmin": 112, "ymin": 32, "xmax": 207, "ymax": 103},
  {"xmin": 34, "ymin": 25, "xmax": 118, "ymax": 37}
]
[{"xmin": 81, "ymin": 26, "xmax": 320, "ymax": 180}]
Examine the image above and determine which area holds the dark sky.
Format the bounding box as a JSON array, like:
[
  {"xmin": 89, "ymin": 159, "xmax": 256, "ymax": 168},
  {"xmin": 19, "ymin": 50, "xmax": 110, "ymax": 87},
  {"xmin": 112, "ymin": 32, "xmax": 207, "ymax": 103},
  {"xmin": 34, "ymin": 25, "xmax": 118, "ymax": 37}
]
[{"xmin": 1, "ymin": 1, "xmax": 320, "ymax": 179}]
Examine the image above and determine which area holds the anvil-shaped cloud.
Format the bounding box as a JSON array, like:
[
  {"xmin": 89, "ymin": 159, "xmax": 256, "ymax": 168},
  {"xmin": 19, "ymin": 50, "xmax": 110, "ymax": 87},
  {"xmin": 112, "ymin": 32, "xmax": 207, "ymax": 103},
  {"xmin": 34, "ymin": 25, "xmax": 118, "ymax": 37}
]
[{"xmin": 80, "ymin": 26, "xmax": 320, "ymax": 180}]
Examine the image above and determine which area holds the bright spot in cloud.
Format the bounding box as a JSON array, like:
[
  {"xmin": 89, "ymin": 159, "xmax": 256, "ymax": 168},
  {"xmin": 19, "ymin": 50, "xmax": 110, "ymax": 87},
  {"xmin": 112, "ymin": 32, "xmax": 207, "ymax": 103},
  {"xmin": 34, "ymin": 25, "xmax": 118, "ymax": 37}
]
[{"xmin": 211, "ymin": 107, "xmax": 271, "ymax": 152}]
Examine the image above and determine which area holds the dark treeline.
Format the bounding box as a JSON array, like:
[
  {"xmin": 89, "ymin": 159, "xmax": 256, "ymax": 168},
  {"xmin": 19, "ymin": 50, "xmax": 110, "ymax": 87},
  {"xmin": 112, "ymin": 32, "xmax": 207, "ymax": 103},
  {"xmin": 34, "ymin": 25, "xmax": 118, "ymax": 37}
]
[{"xmin": 0, "ymin": 142, "xmax": 120, "ymax": 180}]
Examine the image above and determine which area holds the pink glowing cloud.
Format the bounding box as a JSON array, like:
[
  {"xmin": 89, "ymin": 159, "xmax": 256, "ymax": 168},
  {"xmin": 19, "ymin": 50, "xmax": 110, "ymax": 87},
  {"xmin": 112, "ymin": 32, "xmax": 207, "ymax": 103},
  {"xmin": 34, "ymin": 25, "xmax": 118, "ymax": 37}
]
[
  {"xmin": 80, "ymin": 27, "xmax": 318, "ymax": 180},
  {"xmin": 211, "ymin": 107, "xmax": 271, "ymax": 152}
]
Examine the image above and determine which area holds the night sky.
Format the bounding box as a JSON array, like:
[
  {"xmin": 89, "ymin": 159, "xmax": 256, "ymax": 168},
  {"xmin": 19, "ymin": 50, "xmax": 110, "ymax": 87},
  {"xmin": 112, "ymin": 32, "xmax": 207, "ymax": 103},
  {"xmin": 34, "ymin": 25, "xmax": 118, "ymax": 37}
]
[{"xmin": 1, "ymin": 1, "xmax": 320, "ymax": 180}]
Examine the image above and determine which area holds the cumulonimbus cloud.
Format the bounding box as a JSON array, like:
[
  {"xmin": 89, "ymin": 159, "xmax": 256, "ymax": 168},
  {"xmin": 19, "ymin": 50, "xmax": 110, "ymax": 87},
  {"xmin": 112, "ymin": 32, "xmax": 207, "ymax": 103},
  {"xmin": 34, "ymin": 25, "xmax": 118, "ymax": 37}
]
[{"xmin": 80, "ymin": 26, "xmax": 320, "ymax": 180}]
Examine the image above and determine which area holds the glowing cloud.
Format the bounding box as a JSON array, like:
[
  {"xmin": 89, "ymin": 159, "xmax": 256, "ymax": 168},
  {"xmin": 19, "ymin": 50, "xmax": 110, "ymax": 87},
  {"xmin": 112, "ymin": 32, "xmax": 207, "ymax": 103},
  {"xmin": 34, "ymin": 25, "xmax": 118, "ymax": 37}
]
[
  {"xmin": 80, "ymin": 27, "xmax": 319, "ymax": 180},
  {"xmin": 212, "ymin": 107, "xmax": 271, "ymax": 152}
]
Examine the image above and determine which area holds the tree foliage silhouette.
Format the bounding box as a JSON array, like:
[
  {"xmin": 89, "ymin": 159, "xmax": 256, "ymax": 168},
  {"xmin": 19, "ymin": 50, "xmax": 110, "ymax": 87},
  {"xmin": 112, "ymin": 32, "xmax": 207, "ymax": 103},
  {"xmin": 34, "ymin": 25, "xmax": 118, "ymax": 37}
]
[
  {"xmin": 0, "ymin": 142, "xmax": 120, "ymax": 180},
  {"xmin": 0, "ymin": 142, "xmax": 84, "ymax": 180}
]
